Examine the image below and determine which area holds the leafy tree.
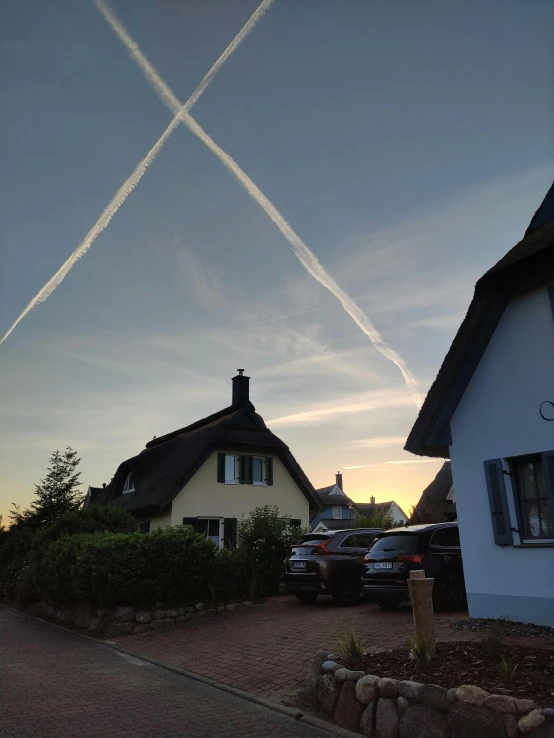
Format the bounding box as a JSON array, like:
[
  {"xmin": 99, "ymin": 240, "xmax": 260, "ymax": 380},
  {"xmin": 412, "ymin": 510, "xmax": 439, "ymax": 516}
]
[
  {"xmin": 352, "ymin": 509, "xmax": 394, "ymax": 530},
  {"xmin": 11, "ymin": 447, "xmax": 83, "ymax": 529}
]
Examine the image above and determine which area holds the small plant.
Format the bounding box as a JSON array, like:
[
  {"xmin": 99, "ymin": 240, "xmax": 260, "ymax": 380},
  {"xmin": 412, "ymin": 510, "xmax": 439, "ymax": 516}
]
[
  {"xmin": 483, "ymin": 617, "xmax": 510, "ymax": 661},
  {"xmin": 499, "ymin": 654, "xmax": 519, "ymax": 687},
  {"xmin": 337, "ymin": 627, "xmax": 364, "ymax": 662},
  {"xmin": 406, "ymin": 634, "xmax": 433, "ymax": 669}
]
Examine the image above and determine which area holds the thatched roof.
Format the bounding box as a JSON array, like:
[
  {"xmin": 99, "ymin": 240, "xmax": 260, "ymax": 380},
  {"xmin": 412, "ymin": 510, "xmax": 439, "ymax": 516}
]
[
  {"xmin": 411, "ymin": 461, "xmax": 456, "ymax": 523},
  {"xmin": 405, "ymin": 180, "xmax": 554, "ymax": 458},
  {"xmin": 89, "ymin": 399, "xmax": 322, "ymax": 515}
]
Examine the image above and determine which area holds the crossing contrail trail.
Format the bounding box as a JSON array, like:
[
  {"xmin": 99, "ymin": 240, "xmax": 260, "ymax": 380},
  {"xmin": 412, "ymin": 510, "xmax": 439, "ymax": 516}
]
[
  {"xmin": 0, "ymin": 0, "xmax": 273, "ymax": 347},
  {"xmin": 97, "ymin": 1, "xmax": 421, "ymax": 406}
]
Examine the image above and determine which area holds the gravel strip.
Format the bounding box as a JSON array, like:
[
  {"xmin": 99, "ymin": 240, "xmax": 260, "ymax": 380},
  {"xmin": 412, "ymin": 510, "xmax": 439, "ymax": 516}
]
[{"xmin": 452, "ymin": 617, "xmax": 554, "ymax": 640}]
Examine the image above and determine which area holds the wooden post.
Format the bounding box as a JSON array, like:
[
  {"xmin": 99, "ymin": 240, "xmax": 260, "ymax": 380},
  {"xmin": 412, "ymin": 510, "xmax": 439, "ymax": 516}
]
[{"xmin": 407, "ymin": 569, "xmax": 436, "ymax": 656}]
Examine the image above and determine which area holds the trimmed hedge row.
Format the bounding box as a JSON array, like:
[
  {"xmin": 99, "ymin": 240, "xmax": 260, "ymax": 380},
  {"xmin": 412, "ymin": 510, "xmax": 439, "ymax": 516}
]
[{"xmin": 1, "ymin": 505, "xmax": 301, "ymax": 608}]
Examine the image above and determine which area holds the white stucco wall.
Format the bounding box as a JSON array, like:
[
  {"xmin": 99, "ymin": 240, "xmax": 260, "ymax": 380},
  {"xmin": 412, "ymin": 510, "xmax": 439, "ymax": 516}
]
[
  {"xmin": 167, "ymin": 449, "xmax": 310, "ymax": 539},
  {"xmin": 389, "ymin": 501, "xmax": 408, "ymax": 525},
  {"xmin": 449, "ymin": 284, "xmax": 554, "ymax": 626}
]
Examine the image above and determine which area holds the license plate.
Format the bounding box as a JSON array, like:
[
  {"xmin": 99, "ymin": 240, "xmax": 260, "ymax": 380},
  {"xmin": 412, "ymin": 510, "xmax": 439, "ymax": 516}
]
[
  {"xmin": 292, "ymin": 561, "xmax": 306, "ymax": 570},
  {"xmin": 373, "ymin": 562, "xmax": 393, "ymax": 569}
]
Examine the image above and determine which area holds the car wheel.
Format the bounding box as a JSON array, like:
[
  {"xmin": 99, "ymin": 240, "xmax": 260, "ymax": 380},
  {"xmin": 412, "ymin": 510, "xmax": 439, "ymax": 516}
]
[
  {"xmin": 294, "ymin": 592, "xmax": 319, "ymax": 603},
  {"xmin": 331, "ymin": 577, "xmax": 360, "ymax": 607},
  {"xmin": 432, "ymin": 572, "xmax": 466, "ymax": 611},
  {"xmin": 374, "ymin": 595, "xmax": 403, "ymax": 610}
]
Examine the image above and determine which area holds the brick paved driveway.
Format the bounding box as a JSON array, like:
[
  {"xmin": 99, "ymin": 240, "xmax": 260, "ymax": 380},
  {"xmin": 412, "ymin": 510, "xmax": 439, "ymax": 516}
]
[
  {"xmin": 0, "ymin": 606, "xmax": 336, "ymax": 738},
  {"xmin": 116, "ymin": 596, "xmax": 481, "ymax": 700}
]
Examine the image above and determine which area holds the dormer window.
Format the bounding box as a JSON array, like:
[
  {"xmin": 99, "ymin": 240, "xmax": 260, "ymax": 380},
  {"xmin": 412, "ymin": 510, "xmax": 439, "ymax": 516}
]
[{"xmin": 123, "ymin": 473, "xmax": 135, "ymax": 494}]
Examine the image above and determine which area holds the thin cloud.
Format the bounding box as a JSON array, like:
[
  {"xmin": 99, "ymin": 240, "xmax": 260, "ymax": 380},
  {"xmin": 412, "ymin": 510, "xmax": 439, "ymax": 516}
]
[
  {"xmin": 342, "ymin": 465, "xmax": 365, "ymax": 469},
  {"xmin": 0, "ymin": 0, "xmax": 272, "ymax": 346},
  {"xmin": 96, "ymin": 1, "xmax": 421, "ymax": 409},
  {"xmin": 267, "ymin": 390, "xmax": 413, "ymax": 427},
  {"xmin": 385, "ymin": 458, "xmax": 440, "ymax": 465},
  {"xmin": 348, "ymin": 436, "xmax": 407, "ymax": 449}
]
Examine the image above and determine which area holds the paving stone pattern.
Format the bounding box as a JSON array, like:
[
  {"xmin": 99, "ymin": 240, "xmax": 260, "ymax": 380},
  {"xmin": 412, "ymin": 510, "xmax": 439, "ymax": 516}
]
[
  {"xmin": 115, "ymin": 597, "xmax": 483, "ymax": 699},
  {"xmin": 0, "ymin": 607, "xmax": 334, "ymax": 738}
]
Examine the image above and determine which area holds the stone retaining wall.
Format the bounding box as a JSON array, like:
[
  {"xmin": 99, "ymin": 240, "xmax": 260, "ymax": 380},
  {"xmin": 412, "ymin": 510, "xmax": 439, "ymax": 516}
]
[
  {"xmin": 303, "ymin": 650, "xmax": 554, "ymax": 737},
  {"xmin": 5, "ymin": 599, "xmax": 257, "ymax": 637}
]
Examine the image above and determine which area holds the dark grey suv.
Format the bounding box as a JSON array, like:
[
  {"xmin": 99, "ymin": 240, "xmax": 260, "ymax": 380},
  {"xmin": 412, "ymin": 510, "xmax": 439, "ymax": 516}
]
[{"xmin": 283, "ymin": 528, "xmax": 383, "ymax": 606}]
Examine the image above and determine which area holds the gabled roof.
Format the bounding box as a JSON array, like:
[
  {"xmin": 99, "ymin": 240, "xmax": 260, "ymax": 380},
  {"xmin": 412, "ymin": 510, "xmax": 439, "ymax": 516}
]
[
  {"xmin": 406, "ymin": 180, "xmax": 554, "ymax": 458},
  {"xmin": 87, "ymin": 486, "xmax": 104, "ymax": 504},
  {"xmin": 90, "ymin": 399, "xmax": 322, "ymax": 514},
  {"xmin": 354, "ymin": 501, "xmax": 395, "ymax": 517},
  {"xmin": 316, "ymin": 484, "xmax": 354, "ymax": 506}
]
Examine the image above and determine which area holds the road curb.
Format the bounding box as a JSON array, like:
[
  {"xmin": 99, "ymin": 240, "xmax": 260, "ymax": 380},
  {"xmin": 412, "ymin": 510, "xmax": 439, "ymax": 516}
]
[{"xmin": 1, "ymin": 604, "xmax": 361, "ymax": 738}]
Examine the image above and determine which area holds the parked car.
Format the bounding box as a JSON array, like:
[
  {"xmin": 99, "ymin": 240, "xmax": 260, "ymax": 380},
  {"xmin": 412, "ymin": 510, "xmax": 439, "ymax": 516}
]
[
  {"xmin": 361, "ymin": 522, "xmax": 466, "ymax": 611},
  {"xmin": 284, "ymin": 528, "xmax": 383, "ymax": 606}
]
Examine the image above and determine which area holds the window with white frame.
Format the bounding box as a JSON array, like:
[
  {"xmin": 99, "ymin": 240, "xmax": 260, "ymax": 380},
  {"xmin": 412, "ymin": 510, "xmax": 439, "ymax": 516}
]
[
  {"xmin": 511, "ymin": 455, "xmax": 553, "ymax": 541},
  {"xmin": 224, "ymin": 454, "xmax": 238, "ymax": 484},
  {"xmin": 196, "ymin": 518, "xmax": 222, "ymax": 547},
  {"xmin": 122, "ymin": 473, "xmax": 135, "ymax": 494},
  {"xmin": 252, "ymin": 456, "xmax": 265, "ymax": 485},
  {"xmin": 332, "ymin": 506, "xmax": 342, "ymax": 519}
]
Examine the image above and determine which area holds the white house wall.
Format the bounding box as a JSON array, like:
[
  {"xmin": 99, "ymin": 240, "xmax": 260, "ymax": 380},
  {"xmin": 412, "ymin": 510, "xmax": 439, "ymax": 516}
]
[
  {"xmin": 450, "ymin": 284, "xmax": 554, "ymax": 626},
  {"xmin": 169, "ymin": 449, "xmax": 310, "ymax": 538},
  {"xmin": 389, "ymin": 501, "xmax": 408, "ymax": 525}
]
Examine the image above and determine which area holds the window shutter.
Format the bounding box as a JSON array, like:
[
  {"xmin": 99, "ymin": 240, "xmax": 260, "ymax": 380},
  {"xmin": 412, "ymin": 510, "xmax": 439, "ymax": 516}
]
[
  {"xmin": 246, "ymin": 455, "xmax": 253, "ymax": 484},
  {"xmin": 239, "ymin": 456, "xmax": 248, "ymax": 484},
  {"xmin": 483, "ymin": 459, "xmax": 513, "ymax": 545},
  {"xmin": 223, "ymin": 518, "xmax": 238, "ymax": 548},
  {"xmin": 217, "ymin": 453, "xmax": 225, "ymax": 483},
  {"xmin": 266, "ymin": 456, "xmax": 273, "ymax": 485},
  {"xmin": 542, "ymin": 450, "xmax": 554, "ymax": 518}
]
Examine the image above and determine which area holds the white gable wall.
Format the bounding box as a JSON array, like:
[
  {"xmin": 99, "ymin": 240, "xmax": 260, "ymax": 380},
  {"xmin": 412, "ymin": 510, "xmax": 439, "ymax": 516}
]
[
  {"xmin": 388, "ymin": 501, "xmax": 408, "ymax": 525},
  {"xmin": 449, "ymin": 284, "xmax": 554, "ymax": 625}
]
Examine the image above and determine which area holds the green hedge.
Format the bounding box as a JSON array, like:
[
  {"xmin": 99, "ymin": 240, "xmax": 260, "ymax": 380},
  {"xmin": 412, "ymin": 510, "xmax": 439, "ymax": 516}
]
[
  {"xmin": 1, "ymin": 505, "xmax": 303, "ymax": 608},
  {"xmin": 32, "ymin": 528, "xmax": 217, "ymax": 607}
]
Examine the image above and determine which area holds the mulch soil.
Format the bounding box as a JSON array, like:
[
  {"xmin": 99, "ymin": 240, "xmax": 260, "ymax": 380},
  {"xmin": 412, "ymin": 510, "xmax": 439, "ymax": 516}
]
[{"xmin": 354, "ymin": 642, "xmax": 554, "ymax": 707}]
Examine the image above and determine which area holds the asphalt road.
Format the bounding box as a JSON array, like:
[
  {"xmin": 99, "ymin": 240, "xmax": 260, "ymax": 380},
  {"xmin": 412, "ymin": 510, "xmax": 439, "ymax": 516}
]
[{"xmin": 0, "ymin": 607, "xmax": 336, "ymax": 738}]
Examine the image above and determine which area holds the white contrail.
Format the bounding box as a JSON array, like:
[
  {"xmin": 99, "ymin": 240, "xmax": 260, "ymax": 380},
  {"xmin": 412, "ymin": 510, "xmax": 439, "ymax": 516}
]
[
  {"xmin": 96, "ymin": 1, "xmax": 421, "ymax": 406},
  {"xmin": 0, "ymin": 0, "xmax": 273, "ymax": 347}
]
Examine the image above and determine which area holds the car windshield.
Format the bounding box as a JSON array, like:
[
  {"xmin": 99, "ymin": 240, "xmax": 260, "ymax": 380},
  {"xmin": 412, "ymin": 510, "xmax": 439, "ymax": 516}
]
[{"xmin": 369, "ymin": 534, "xmax": 417, "ymax": 552}]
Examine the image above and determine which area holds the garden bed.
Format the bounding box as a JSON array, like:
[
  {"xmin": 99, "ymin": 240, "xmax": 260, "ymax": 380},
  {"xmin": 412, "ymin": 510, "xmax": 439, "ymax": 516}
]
[{"xmin": 359, "ymin": 642, "xmax": 554, "ymax": 707}]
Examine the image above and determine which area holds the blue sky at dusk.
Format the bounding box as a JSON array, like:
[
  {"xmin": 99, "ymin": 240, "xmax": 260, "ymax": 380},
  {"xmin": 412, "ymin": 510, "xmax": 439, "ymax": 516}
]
[{"xmin": 1, "ymin": 0, "xmax": 553, "ymax": 520}]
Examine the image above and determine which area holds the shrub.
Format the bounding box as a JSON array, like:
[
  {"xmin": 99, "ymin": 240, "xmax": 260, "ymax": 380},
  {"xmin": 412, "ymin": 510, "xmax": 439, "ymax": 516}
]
[
  {"xmin": 32, "ymin": 528, "xmax": 218, "ymax": 607},
  {"xmin": 237, "ymin": 506, "xmax": 300, "ymax": 598},
  {"xmin": 352, "ymin": 510, "xmax": 394, "ymax": 530},
  {"xmin": 482, "ymin": 617, "xmax": 510, "ymax": 661},
  {"xmin": 406, "ymin": 633, "xmax": 433, "ymax": 669}
]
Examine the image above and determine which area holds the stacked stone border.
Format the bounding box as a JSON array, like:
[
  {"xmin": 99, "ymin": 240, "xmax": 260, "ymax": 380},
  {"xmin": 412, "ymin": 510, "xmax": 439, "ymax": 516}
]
[
  {"xmin": 3, "ymin": 599, "xmax": 258, "ymax": 638},
  {"xmin": 303, "ymin": 649, "xmax": 554, "ymax": 737}
]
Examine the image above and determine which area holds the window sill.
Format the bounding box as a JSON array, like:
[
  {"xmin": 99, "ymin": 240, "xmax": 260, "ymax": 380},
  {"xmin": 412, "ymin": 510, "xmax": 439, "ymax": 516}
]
[
  {"xmin": 122, "ymin": 490, "xmax": 135, "ymax": 495},
  {"xmin": 224, "ymin": 480, "xmax": 238, "ymax": 485},
  {"xmin": 512, "ymin": 541, "xmax": 554, "ymax": 548},
  {"xmin": 253, "ymin": 482, "xmax": 267, "ymax": 487}
]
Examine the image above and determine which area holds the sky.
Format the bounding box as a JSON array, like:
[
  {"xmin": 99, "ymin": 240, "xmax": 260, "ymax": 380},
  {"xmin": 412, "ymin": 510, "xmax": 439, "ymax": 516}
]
[{"xmin": 1, "ymin": 0, "xmax": 553, "ymax": 523}]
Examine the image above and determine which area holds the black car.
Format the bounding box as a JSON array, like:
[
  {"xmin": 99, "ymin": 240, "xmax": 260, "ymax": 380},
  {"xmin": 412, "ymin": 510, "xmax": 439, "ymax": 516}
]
[
  {"xmin": 361, "ymin": 522, "xmax": 466, "ymax": 611},
  {"xmin": 284, "ymin": 528, "xmax": 383, "ymax": 606}
]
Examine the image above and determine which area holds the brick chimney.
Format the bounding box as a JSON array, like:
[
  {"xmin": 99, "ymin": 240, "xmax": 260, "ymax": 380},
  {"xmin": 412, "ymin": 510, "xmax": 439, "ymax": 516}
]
[
  {"xmin": 232, "ymin": 369, "xmax": 250, "ymax": 405},
  {"xmin": 336, "ymin": 471, "xmax": 343, "ymax": 491},
  {"xmin": 370, "ymin": 495, "xmax": 376, "ymax": 505}
]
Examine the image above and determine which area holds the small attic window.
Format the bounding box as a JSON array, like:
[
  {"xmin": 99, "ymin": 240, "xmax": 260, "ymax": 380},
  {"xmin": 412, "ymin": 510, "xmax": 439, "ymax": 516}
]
[{"xmin": 122, "ymin": 473, "xmax": 135, "ymax": 495}]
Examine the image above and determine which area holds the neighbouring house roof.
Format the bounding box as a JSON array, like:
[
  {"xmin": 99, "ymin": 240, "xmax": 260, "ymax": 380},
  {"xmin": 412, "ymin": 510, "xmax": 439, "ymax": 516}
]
[
  {"xmin": 89, "ymin": 397, "xmax": 322, "ymax": 515},
  {"xmin": 411, "ymin": 462, "xmax": 456, "ymax": 523},
  {"xmin": 354, "ymin": 501, "xmax": 394, "ymax": 517},
  {"xmin": 313, "ymin": 519, "xmax": 361, "ymax": 531},
  {"xmin": 316, "ymin": 485, "xmax": 355, "ymax": 507},
  {"xmin": 87, "ymin": 486, "xmax": 104, "ymax": 504},
  {"xmin": 405, "ymin": 180, "xmax": 554, "ymax": 458}
]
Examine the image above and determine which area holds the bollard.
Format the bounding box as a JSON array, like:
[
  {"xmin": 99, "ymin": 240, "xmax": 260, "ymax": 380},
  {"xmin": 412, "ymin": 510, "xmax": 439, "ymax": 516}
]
[{"xmin": 407, "ymin": 569, "xmax": 436, "ymax": 656}]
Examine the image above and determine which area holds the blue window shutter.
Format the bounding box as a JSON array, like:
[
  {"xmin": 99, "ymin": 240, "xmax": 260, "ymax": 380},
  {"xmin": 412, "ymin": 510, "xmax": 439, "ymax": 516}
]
[
  {"xmin": 541, "ymin": 450, "xmax": 554, "ymax": 521},
  {"xmin": 484, "ymin": 459, "xmax": 513, "ymax": 545},
  {"xmin": 266, "ymin": 456, "xmax": 273, "ymax": 485},
  {"xmin": 239, "ymin": 456, "xmax": 253, "ymax": 484},
  {"xmin": 548, "ymin": 285, "xmax": 554, "ymax": 320},
  {"xmin": 217, "ymin": 453, "xmax": 225, "ymax": 483}
]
